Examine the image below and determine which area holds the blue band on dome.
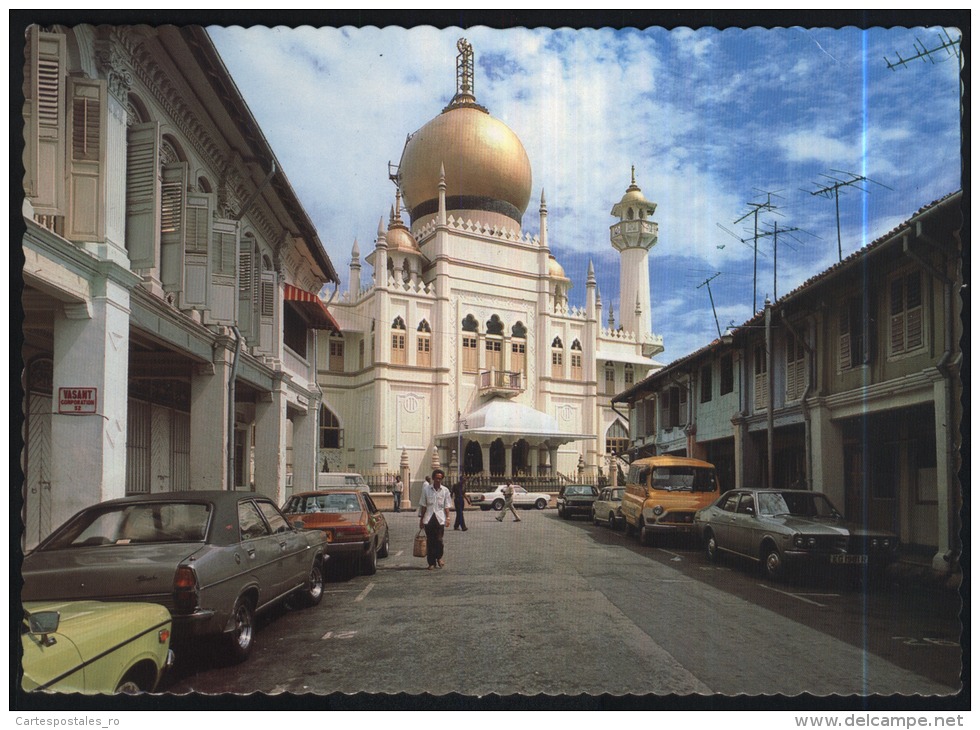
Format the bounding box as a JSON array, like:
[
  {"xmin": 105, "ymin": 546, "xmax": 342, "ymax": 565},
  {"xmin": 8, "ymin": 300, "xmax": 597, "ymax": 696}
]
[{"xmin": 409, "ymin": 195, "xmax": 522, "ymax": 225}]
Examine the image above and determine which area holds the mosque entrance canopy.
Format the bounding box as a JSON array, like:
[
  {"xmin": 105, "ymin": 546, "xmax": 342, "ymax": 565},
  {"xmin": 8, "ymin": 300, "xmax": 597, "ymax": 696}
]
[{"xmin": 437, "ymin": 399, "xmax": 594, "ymax": 448}]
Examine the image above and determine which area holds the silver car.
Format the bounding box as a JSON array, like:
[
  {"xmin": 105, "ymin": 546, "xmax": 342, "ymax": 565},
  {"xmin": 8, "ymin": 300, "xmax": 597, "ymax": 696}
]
[
  {"xmin": 592, "ymin": 486, "xmax": 625, "ymax": 529},
  {"xmin": 21, "ymin": 491, "xmax": 328, "ymax": 663},
  {"xmin": 694, "ymin": 489, "xmax": 898, "ymax": 581}
]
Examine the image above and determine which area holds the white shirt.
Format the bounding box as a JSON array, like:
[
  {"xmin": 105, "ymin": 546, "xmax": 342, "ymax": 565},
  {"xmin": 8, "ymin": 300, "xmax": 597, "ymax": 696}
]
[{"xmin": 419, "ymin": 482, "xmax": 453, "ymax": 526}]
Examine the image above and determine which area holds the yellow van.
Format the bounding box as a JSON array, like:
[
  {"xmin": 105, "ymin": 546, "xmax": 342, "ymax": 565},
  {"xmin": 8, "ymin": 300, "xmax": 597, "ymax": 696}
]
[{"xmin": 620, "ymin": 456, "xmax": 721, "ymax": 545}]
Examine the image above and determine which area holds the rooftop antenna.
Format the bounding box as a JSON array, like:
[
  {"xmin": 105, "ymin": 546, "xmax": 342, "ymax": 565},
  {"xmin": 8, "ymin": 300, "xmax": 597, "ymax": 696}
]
[
  {"xmin": 755, "ymin": 221, "xmax": 817, "ymax": 300},
  {"xmin": 805, "ymin": 170, "xmax": 892, "ymax": 261},
  {"xmin": 885, "ymin": 28, "xmax": 962, "ymax": 71},
  {"xmin": 733, "ymin": 190, "xmax": 782, "ymax": 313},
  {"xmin": 697, "ymin": 272, "xmax": 723, "ymax": 338}
]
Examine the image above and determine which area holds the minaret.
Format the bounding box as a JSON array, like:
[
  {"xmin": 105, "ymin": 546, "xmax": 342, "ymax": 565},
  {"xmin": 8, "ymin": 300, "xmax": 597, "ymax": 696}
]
[
  {"xmin": 610, "ymin": 166, "xmax": 658, "ymax": 349},
  {"xmin": 349, "ymin": 239, "xmax": 361, "ymax": 296}
]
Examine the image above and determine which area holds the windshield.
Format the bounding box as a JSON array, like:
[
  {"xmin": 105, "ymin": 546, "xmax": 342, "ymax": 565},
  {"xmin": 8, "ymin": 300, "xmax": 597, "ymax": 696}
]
[
  {"xmin": 564, "ymin": 486, "xmax": 594, "ymax": 497},
  {"xmin": 284, "ymin": 494, "xmax": 362, "ymax": 514},
  {"xmin": 649, "ymin": 466, "xmax": 717, "ymax": 493},
  {"xmin": 757, "ymin": 491, "xmax": 840, "ymax": 518},
  {"xmin": 41, "ymin": 502, "xmax": 212, "ymax": 549}
]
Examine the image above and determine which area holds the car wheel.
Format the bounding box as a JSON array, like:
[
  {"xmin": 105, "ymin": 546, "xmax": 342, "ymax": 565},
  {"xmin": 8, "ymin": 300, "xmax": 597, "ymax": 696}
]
[
  {"xmin": 492, "ymin": 500, "xmax": 504, "ymax": 511},
  {"xmin": 592, "ymin": 509, "xmax": 600, "ymax": 526},
  {"xmin": 361, "ymin": 541, "xmax": 378, "ymax": 575},
  {"xmin": 378, "ymin": 530, "xmax": 390, "ymax": 559},
  {"xmin": 226, "ymin": 595, "xmax": 255, "ymax": 663},
  {"xmin": 638, "ymin": 519, "xmax": 650, "ymax": 546},
  {"xmin": 763, "ymin": 543, "xmax": 783, "ymax": 581},
  {"xmin": 298, "ymin": 560, "xmax": 324, "ymax": 607},
  {"xmin": 535, "ymin": 498, "xmax": 547, "ymax": 510},
  {"xmin": 705, "ymin": 529, "xmax": 719, "ymax": 562},
  {"xmin": 609, "ymin": 512, "xmax": 619, "ymax": 530},
  {"xmin": 115, "ymin": 679, "xmax": 142, "ymax": 694}
]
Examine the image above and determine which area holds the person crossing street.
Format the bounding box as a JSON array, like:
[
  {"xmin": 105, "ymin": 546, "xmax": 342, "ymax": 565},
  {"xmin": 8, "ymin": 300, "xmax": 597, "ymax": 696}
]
[{"xmin": 495, "ymin": 478, "xmax": 521, "ymax": 522}]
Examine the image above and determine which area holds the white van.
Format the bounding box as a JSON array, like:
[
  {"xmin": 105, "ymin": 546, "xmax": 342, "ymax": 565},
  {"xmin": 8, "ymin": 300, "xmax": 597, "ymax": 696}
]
[{"xmin": 315, "ymin": 472, "xmax": 371, "ymax": 493}]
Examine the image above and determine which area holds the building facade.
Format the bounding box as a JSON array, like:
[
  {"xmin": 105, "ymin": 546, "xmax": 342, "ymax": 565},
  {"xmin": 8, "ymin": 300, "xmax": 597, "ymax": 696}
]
[
  {"xmin": 613, "ymin": 192, "xmax": 963, "ymax": 576},
  {"xmin": 317, "ymin": 40, "xmax": 664, "ymax": 489},
  {"xmin": 20, "ymin": 25, "xmax": 339, "ymax": 548}
]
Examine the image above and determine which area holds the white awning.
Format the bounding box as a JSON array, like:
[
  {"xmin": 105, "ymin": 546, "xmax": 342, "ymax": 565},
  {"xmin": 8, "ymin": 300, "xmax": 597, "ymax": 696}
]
[
  {"xmin": 595, "ymin": 350, "xmax": 666, "ymax": 368},
  {"xmin": 436, "ymin": 399, "xmax": 594, "ymax": 445}
]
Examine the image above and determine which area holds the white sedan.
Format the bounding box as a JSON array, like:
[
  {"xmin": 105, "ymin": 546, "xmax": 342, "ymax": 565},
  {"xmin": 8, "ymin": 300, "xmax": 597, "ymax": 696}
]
[{"xmin": 468, "ymin": 485, "xmax": 550, "ymax": 511}]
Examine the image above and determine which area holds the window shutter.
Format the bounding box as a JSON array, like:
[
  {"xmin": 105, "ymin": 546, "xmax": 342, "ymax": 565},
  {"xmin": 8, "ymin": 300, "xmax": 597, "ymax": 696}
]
[
  {"xmin": 208, "ymin": 216, "xmax": 239, "ymax": 324},
  {"xmin": 906, "ymin": 272, "xmax": 923, "ymax": 351},
  {"xmin": 257, "ymin": 269, "xmax": 277, "ymax": 354},
  {"xmin": 238, "ymin": 246, "xmax": 254, "ymax": 337},
  {"xmin": 27, "ymin": 30, "xmax": 66, "ymax": 213},
  {"xmin": 125, "ymin": 122, "xmax": 161, "ymax": 269},
  {"xmin": 889, "ymin": 278, "xmax": 905, "ymax": 355},
  {"xmin": 181, "ymin": 192, "xmax": 213, "ymax": 310},
  {"xmin": 66, "ymin": 77, "xmax": 106, "ymax": 241},
  {"xmin": 160, "ymin": 162, "xmax": 188, "ymax": 292},
  {"xmin": 838, "ymin": 306, "xmax": 851, "ymax": 370}
]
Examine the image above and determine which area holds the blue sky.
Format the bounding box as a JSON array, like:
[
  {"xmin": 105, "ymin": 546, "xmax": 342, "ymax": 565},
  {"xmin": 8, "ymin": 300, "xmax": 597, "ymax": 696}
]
[{"xmin": 208, "ymin": 24, "xmax": 962, "ymax": 364}]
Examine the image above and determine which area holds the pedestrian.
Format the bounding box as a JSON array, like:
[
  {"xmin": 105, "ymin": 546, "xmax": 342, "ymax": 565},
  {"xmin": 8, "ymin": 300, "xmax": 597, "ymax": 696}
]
[
  {"xmin": 418, "ymin": 468, "xmax": 452, "ymax": 569},
  {"xmin": 452, "ymin": 476, "xmax": 468, "ymax": 531},
  {"xmin": 392, "ymin": 475, "xmax": 404, "ymax": 513},
  {"xmin": 495, "ymin": 478, "xmax": 521, "ymax": 522}
]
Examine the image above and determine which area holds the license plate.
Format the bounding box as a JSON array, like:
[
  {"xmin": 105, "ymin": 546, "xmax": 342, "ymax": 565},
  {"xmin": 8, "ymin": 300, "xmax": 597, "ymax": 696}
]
[{"xmin": 830, "ymin": 554, "xmax": 868, "ymax": 565}]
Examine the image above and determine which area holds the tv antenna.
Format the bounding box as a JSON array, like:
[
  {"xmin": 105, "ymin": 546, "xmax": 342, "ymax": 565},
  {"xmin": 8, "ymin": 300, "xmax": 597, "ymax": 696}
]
[
  {"xmin": 733, "ymin": 190, "xmax": 782, "ymax": 312},
  {"xmin": 697, "ymin": 272, "xmax": 723, "ymax": 338},
  {"xmin": 805, "ymin": 170, "xmax": 892, "ymax": 261},
  {"xmin": 755, "ymin": 221, "xmax": 817, "ymax": 300},
  {"xmin": 885, "ymin": 28, "xmax": 962, "ymax": 71}
]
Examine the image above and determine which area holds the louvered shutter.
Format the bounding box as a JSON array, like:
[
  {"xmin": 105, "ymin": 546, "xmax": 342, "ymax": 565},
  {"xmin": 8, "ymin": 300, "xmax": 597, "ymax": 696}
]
[
  {"xmin": 66, "ymin": 77, "xmax": 106, "ymax": 241},
  {"xmin": 208, "ymin": 216, "xmax": 239, "ymax": 324},
  {"xmin": 838, "ymin": 306, "xmax": 851, "ymax": 370},
  {"xmin": 27, "ymin": 30, "xmax": 66, "ymax": 214},
  {"xmin": 905, "ymin": 272, "xmax": 923, "ymax": 351},
  {"xmin": 258, "ymin": 269, "xmax": 277, "ymax": 353},
  {"xmin": 238, "ymin": 245, "xmax": 255, "ymax": 338},
  {"xmin": 181, "ymin": 192, "xmax": 212, "ymax": 309},
  {"xmin": 160, "ymin": 163, "xmax": 187, "ymax": 292},
  {"xmin": 125, "ymin": 122, "xmax": 161, "ymax": 269},
  {"xmin": 889, "ymin": 278, "xmax": 905, "ymax": 355}
]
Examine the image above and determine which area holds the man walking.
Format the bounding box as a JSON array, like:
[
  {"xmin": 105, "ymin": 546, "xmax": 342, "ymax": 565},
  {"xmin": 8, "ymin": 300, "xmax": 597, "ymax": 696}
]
[
  {"xmin": 392, "ymin": 475, "xmax": 404, "ymax": 513},
  {"xmin": 419, "ymin": 469, "xmax": 452, "ymax": 569},
  {"xmin": 452, "ymin": 476, "xmax": 468, "ymax": 531},
  {"xmin": 495, "ymin": 478, "xmax": 521, "ymax": 522}
]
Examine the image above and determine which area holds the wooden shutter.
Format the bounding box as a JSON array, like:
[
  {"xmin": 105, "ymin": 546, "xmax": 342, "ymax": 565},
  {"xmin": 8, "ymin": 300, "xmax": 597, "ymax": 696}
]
[
  {"xmin": 258, "ymin": 269, "xmax": 277, "ymax": 353},
  {"xmin": 27, "ymin": 30, "xmax": 66, "ymax": 213},
  {"xmin": 838, "ymin": 305, "xmax": 852, "ymax": 370},
  {"xmin": 125, "ymin": 122, "xmax": 160, "ymax": 269},
  {"xmin": 181, "ymin": 192, "xmax": 212, "ymax": 309},
  {"xmin": 889, "ymin": 278, "xmax": 905, "ymax": 355},
  {"xmin": 66, "ymin": 77, "xmax": 106, "ymax": 241},
  {"xmin": 906, "ymin": 272, "xmax": 923, "ymax": 351},
  {"xmin": 160, "ymin": 162, "xmax": 187, "ymax": 292},
  {"xmin": 238, "ymin": 245, "xmax": 255, "ymax": 338},
  {"xmin": 208, "ymin": 216, "xmax": 239, "ymax": 324}
]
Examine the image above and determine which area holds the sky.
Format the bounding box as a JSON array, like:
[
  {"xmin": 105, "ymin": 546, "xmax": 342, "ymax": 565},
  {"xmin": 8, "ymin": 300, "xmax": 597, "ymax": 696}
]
[{"xmin": 207, "ymin": 22, "xmax": 962, "ymax": 365}]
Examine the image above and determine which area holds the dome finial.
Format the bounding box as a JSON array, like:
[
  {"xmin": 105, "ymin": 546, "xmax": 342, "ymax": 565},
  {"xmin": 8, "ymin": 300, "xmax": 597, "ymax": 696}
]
[{"xmin": 448, "ymin": 38, "xmax": 480, "ymax": 108}]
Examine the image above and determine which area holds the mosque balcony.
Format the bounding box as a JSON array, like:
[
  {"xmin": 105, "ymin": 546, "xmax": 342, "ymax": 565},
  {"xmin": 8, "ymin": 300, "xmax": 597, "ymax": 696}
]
[
  {"xmin": 478, "ymin": 369, "xmax": 525, "ymax": 398},
  {"xmin": 610, "ymin": 219, "xmax": 658, "ymax": 252}
]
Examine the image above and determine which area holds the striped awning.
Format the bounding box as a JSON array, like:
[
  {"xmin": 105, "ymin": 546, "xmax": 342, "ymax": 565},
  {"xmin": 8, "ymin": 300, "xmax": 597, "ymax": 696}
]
[{"xmin": 283, "ymin": 283, "xmax": 341, "ymax": 331}]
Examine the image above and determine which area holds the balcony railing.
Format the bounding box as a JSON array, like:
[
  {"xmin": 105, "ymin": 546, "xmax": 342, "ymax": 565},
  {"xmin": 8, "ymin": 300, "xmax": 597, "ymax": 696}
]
[{"xmin": 478, "ymin": 369, "xmax": 525, "ymax": 398}]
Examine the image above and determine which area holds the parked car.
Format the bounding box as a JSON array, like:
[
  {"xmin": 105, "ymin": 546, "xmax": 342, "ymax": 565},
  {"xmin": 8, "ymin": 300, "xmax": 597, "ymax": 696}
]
[
  {"xmin": 281, "ymin": 490, "xmax": 389, "ymax": 576},
  {"xmin": 468, "ymin": 485, "xmax": 550, "ymax": 511},
  {"xmin": 21, "ymin": 491, "xmax": 328, "ymax": 663},
  {"xmin": 556, "ymin": 484, "xmax": 598, "ymax": 519},
  {"xmin": 620, "ymin": 456, "xmax": 721, "ymax": 544},
  {"xmin": 693, "ymin": 489, "xmax": 899, "ymax": 581},
  {"xmin": 592, "ymin": 486, "xmax": 625, "ymax": 529},
  {"xmin": 22, "ymin": 600, "xmax": 174, "ymax": 694}
]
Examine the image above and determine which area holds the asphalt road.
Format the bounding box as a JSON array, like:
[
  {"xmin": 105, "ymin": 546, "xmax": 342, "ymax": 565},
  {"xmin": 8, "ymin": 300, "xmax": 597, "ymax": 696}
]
[{"xmin": 164, "ymin": 507, "xmax": 963, "ymax": 698}]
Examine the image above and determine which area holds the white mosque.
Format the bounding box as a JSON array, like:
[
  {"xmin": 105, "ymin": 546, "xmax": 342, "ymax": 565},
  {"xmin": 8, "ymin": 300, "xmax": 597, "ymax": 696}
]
[{"xmin": 316, "ymin": 39, "xmax": 664, "ymax": 487}]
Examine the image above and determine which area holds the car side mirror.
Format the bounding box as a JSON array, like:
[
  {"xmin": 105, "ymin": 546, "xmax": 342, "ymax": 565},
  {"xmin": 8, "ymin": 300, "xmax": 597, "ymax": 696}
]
[
  {"xmin": 28, "ymin": 610, "xmax": 60, "ymax": 646},
  {"xmin": 745, "ymin": 507, "xmax": 755, "ymax": 516}
]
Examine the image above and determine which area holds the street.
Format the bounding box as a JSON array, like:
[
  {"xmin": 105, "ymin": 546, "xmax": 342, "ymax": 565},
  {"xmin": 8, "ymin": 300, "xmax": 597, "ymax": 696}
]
[{"xmin": 165, "ymin": 507, "xmax": 962, "ymax": 697}]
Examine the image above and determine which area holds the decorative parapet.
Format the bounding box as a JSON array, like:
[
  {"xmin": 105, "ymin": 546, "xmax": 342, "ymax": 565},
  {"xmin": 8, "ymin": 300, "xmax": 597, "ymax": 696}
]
[
  {"xmin": 551, "ymin": 303, "xmax": 587, "ymax": 320},
  {"xmin": 413, "ymin": 214, "xmax": 540, "ymax": 247},
  {"xmin": 600, "ymin": 327, "xmax": 638, "ymax": 343}
]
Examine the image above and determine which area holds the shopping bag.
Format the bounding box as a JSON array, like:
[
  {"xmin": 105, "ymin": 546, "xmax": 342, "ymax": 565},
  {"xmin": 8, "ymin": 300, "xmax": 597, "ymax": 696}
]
[{"xmin": 413, "ymin": 529, "xmax": 427, "ymax": 558}]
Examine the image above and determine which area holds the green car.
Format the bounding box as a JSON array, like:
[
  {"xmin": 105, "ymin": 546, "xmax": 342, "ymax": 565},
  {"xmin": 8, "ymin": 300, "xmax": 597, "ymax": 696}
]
[{"xmin": 22, "ymin": 600, "xmax": 174, "ymax": 694}]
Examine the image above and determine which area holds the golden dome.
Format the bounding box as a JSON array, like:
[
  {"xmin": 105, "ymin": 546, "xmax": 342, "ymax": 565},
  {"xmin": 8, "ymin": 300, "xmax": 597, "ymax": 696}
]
[
  {"xmin": 547, "ymin": 254, "xmax": 570, "ymax": 282},
  {"xmin": 398, "ymin": 106, "xmax": 532, "ymax": 225},
  {"xmin": 610, "ymin": 166, "xmax": 657, "ymax": 219}
]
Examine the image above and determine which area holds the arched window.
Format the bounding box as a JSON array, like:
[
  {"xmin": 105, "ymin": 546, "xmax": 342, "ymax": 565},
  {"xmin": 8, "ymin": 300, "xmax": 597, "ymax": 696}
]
[
  {"xmin": 319, "ymin": 405, "xmax": 343, "ymax": 449},
  {"xmin": 604, "ymin": 361, "xmax": 616, "ymax": 395},
  {"xmin": 417, "ymin": 319, "xmax": 432, "ymax": 367},
  {"xmin": 462, "ymin": 315, "xmax": 479, "ymax": 372},
  {"xmin": 624, "ymin": 363, "xmax": 634, "ymax": 386},
  {"xmin": 485, "ymin": 315, "xmax": 503, "ymax": 371},
  {"xmin": 605, "ymin": 420, "xmax": 630, "ymax": 455},
  {"xmin": 570, "ymin": 339, "xmax": 583, "ymax": 381},
  {"xmin": 391, "ymin": 316, "xmax": 407, "ymax": 364},
  {"xmin": 511, "ymin": 321, "xmax": 526, "ymax": 373},
  {"xmin": 551, "ymin": 337, "xmax": 564, "ymax": 379},
  {"xmin": 486, "ymin": 314, "xmax": 504, "ymax": 336},
  {"xmin": 329, "ymin": 331, "xmax": 345, "ymax": 372}
]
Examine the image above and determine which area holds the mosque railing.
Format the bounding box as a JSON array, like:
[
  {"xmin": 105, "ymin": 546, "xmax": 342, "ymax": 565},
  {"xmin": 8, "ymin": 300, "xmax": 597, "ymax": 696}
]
[{"xmin": 477, "ymin": 368, "xmax": 524, "ymax": 397}]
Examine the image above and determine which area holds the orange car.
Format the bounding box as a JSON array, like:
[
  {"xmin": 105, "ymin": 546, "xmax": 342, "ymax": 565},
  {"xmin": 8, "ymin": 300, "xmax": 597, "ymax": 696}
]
[{"xmin": 281, "ymin": 491, "xmax": 389, "ymax": 576}]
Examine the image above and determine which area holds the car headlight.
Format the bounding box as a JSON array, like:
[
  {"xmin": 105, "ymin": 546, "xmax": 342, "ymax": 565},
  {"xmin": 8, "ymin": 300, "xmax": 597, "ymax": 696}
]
[
  {"xmin": 793, "ymin": 534, "xmax": 817, "ymax": 549},
  {"xmin": 652, "ymin": 505, "xmax": 664, "ymax": 516}
]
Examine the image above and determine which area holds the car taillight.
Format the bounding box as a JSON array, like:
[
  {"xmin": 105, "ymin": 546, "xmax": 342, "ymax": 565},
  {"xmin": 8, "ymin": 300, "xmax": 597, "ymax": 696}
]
[
  {"xmin": 333, "ymin": 525, "xmax": 370, "ymax": 540},
  {"xmin": 158, "ymin": 628, "xmax": 171, "ymax": 644},
  {"xmin": 173, "ymin": 566, "xmax": 199, "ymax": 615}
]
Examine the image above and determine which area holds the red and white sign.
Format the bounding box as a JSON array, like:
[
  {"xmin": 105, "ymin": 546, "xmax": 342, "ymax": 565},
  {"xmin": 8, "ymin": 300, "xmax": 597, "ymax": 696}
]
[{"xmin": 58, "ymin": 387, "xmax": 98, "ymax": 414}]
